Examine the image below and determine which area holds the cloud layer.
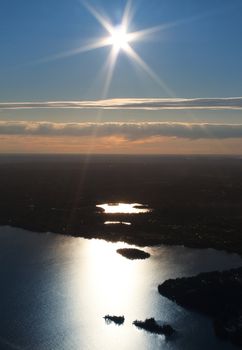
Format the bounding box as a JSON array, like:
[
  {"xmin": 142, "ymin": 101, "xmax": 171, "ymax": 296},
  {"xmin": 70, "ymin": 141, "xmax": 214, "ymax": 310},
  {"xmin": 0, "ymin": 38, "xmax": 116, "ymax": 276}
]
[
  {"xmin": 1, "ymin": 121, "xmax": 242, "ymax": 140},
  {"xmin": 1, "ymin": 97, "xmax": 242, "ymax": 110}
]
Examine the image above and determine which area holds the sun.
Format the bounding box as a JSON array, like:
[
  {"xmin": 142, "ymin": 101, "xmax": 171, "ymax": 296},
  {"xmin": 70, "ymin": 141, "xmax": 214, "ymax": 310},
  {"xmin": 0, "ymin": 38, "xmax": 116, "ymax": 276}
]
[
  {"xmin": 108, "ymin": 25, "xmax": 129, "ymax": 51},
  {"xmin": 41, "ymin": 1, "xmax": 171, "ymax": 97},
  {"xmin": 80, "ymin": 1, "xmax": 171, "ymax": 94}
]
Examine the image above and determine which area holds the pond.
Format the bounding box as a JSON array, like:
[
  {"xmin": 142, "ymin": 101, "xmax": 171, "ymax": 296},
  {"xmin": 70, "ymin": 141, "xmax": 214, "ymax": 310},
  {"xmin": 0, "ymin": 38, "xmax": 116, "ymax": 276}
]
[{"xmin": 97, "ymin": 203, "xmax": 151, "ymax": 214}]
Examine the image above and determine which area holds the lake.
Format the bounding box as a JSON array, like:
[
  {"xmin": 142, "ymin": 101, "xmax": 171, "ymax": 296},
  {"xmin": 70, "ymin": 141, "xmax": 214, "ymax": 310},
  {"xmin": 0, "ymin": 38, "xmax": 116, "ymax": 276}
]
[
  {"xmin": 0, "ymin": 226, "xmax": 241, "ymax": 350},
  {"xmin": 96, "ymin": 203, "xmax": 151, "ymax": 214}
]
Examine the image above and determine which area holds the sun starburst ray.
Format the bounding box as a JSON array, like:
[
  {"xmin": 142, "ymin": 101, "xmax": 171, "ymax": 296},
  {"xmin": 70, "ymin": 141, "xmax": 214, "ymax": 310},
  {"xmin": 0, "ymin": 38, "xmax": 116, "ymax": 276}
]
[
  {"xmin": 34, "ymin": 37, "xmax": 111, "ymax": 65},
  {"xmin": 81, "ymin": 1, "xmax": 174, "ymax": 96},
  {"xmin": 82, "ymin": 1, "xmax": 113, "ymax": 34},
  {"xmin": 122, "ymin": 0, "xmax": 134, "ymax": 29},
  {"xmin": 127, "ymin": 25, "xmax": 165, "ymax": 43},
  {"xmin": 124, "ymin": 44, "xmax": 174, "ymax": 96},
  {"xmin": 82, "ymin": 47, "xmax": 120, "ymax": 150},
  {"xmin": 35, "ymin": 1, "xmax": 177, "ymax": 96},
  {"xmin": 30, "ymin": 0, "xmax": 221, "ymax": 81},
  {"xmin": 102, "ymin": 47, "xmax": 119, "ymax": 98}
]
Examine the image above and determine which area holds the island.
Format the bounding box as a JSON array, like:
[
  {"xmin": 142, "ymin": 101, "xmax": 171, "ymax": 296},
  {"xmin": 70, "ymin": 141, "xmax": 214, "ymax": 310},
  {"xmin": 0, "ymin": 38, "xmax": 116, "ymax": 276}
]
[
  {"xmin": 158, "ymin": 267, "xmax": 242, "ymax": 346},
  {"xmin": 133, "ymin": 318, "xmax": 175, "ymax": 336},
  {"xmin": 104, "ymin": 315, "xmax": 125, "ymax": 325},
  {"xmin": 1, "ymin": 156, "xmax": 242, "ymax": 346},
  {"xmin": 116, "ymin": 248, "xmax": 150, "ymax": 260}
]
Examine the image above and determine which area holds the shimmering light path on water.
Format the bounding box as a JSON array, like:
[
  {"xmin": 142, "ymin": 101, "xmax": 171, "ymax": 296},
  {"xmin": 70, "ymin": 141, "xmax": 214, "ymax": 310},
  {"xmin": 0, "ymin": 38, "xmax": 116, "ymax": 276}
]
[{"xmin": 0, "ymin": 226, "xmax": 241, "ymax": 350}]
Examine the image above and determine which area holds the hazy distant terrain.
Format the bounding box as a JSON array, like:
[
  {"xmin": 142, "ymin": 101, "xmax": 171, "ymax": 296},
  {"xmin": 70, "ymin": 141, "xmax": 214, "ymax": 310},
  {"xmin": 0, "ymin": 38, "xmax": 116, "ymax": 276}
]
[{"xmin": 0, "ymin": 154, "xmax": 242, "ymax": 253}]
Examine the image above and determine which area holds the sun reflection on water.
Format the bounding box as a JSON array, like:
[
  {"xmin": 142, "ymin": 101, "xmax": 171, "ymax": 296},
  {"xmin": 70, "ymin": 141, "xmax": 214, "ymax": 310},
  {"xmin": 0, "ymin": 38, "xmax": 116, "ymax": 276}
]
[
  {"xmin": 84, "ymin": 240, "xmax": 139, "ymax": 312},
  {"xmin": 2, "ymin": 228, "xmax": 242, "ymax": 350},
  {"xmin": 70, "ymin": 238, "xmax": 152, "ymax": 349},
  {"xmin": 97, "ymin": 203, "xmax": 151, "ymax": 214},
  {"xmin": 104, "ymin": 221, "xmax": 131, "ymax": 225}
]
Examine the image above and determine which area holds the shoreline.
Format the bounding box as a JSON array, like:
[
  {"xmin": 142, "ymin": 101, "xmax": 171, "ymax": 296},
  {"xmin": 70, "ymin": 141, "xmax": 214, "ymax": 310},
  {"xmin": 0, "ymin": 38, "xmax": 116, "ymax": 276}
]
[
  {"xmin": 159, "ymin": 268, "xmax": 242, "ymax": 347},
  {"xmin": 0, "ymin": 156, "xmax": 241, "ymax": 254},
  {"xmin": 2, "ymin": 219, "xmax": 242, "ymax": 257},
  {"xmin": 1, "ymin": 156, "xmax": 242, "ymax": 348},
  {"xmin": 1, "ymin": 224, "xmax": 242, "ymax": 347}
]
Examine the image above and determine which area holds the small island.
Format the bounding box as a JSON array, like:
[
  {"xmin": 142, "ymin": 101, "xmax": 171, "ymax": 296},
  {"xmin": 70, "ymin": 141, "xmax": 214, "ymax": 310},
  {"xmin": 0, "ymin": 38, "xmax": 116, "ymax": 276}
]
[
  {"xmin": 104, "ymin": 315, "xmax": 125, "ymax": 325},
  {"xmin": 117, "ymin": 248, "xmax": 150, "ymax": 260},
  {"xmin": 133, "ymin": 318, "xmax": 175, "ymax": 336}
]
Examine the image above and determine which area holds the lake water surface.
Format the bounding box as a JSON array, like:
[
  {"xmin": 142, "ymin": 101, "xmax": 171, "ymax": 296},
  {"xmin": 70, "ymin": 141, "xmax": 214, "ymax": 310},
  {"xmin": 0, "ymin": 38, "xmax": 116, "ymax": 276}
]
[
  {"xmin": 97, "ymin": 203, "xmax": 151, "ymax": 214},
  {"xmin": 0, "ymin": 226, "xmax": 241, "ymax": 350}
]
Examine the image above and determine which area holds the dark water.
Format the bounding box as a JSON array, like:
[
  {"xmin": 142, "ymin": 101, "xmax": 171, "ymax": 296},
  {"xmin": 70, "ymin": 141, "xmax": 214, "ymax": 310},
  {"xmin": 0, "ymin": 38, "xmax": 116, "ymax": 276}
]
[{"xmin": 0, "ymin": 226, "xmax": 241, "ymax": 350}]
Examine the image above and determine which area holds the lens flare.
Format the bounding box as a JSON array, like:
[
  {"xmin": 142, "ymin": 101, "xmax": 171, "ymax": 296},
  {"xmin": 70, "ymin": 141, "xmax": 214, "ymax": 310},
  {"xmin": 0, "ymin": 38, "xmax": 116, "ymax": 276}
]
[
  {"xmin": 36, "ymin": 1, "xmax": 173, "ymax": 97},
  {"xmin": 108, "ymin": 25, "xmax": 129, "ymax": 51},
  {"xmin": 75, "ymin": 0, "xmax": 173, "ymax": 96}
]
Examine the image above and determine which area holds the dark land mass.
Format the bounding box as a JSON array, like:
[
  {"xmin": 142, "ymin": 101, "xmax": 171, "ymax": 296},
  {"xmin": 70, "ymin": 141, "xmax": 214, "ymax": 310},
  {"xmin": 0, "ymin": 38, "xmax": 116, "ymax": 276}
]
[
  {"xmin": 0, "ymin": 154, "xmax": 242, "ymax": 254},
  {"xmin": 116, "ymin": 248, "xmax": 150, "ymax": 260},
  {"xmin": 1, "ymin": 154, "xmax": 242, "ymax": 346},
  {"xmin": 104, "ymin": 315, "xmax": 125, "ymax": 325},
  {"xmin": 158, "ymin": 268, "xmax": 242, "ymax": 346},
  {"xmin": 133, "ymin": 318, "xmax": 175, "ymax": 336}
]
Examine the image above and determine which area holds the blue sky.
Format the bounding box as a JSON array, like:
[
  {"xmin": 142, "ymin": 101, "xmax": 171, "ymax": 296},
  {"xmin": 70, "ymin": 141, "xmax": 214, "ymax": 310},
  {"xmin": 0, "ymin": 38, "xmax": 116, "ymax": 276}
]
[{"xmin": 0, "ymin": 0, "xmax": 242, "ymax": 153}]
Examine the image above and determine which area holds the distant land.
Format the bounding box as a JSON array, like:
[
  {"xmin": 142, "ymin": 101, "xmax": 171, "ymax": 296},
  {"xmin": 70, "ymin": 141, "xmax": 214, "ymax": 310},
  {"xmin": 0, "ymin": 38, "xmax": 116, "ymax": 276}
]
[
  {"xmin": 1, "ymin": 154, "xmax": 242, "ymax": 347},
  {"xmin": 0, "ymin": 154, "xmax": 242, "ymax": 254}
]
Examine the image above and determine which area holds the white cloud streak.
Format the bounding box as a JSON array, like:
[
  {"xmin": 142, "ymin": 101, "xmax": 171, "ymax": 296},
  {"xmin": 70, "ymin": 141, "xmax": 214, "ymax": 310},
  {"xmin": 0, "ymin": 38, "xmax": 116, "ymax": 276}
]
[
  {"xmin": 1, "ymin": 121, "xmax": 242, "ymax": 140},
  {"xmin": 1, "ymin": 97, "xmax": 242, "ymax": 110}
]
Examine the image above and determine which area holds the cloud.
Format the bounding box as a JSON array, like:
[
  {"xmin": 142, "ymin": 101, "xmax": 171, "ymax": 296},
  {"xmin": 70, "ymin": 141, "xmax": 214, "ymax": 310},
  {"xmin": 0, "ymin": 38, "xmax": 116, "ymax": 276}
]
[
  {"xmin": 1, "ymin": 97, "xmax": 242, "ymax": 110},
  {"xmin": 1, "ymin": 121, "xmax": 242, "ymax": 140}
]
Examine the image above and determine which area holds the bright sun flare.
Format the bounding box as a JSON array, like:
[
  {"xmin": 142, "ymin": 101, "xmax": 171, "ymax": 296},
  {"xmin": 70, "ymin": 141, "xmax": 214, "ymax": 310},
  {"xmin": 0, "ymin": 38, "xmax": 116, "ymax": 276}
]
[
  {"xmin": 108, "ymin": 25, "xmax": 129, "ymax": 50},
  {"xmin": 44, "ymin": 1, "xmax": 171, "ymax": 97}
]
